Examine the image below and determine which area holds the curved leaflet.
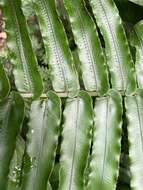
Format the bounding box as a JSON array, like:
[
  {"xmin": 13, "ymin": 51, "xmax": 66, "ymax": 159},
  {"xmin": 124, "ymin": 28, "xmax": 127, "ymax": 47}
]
[
  {"xmin": 59, "ymin": 91, "xmax": 93, "ymax": 190},
  {"xmin": 63, "ymin": 0, "xmax": 109, "ymax": 95},
  {"xmin": 0, "ymin": 63, "xmax": 10, "ymax": 100},
  {"xmin": 2, "ymin": 0, "xmax": 43, "ymax": 99},
  {"xmin": 130, "ymin": 21, "xmax": 143, "ymax": 88},
  {"xmin": 0, "ymin": 92, "xmax": 25, "ymax": 190},
  {"xmin": 32, "ymin": 0, "xmax": 79, "ymax": 97},
  {"xmin": 21, "ymin": 91, "xmax": 61, "ymax": 190},
  {"xmin": 89, "ymin": 0, "xmax": 136, "ymax": 95},
  {"xmin": 125, "ymin": 90, "xmax": 143, "ymax": 190},
  {"xmin": 86, "ymin": 90, "xmax": 122, "ymax": 190}
]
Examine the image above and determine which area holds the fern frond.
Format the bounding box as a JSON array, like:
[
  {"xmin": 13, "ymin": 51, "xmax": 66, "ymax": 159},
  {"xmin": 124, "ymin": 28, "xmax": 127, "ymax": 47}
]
[
  {"xmin": 89, "ymin": 0, "xmax": 136, "ymax": 95},
  {"xmin": 0, "ymin": 92, "xmax": 25, "ymax": 190},
  {"xmin": 86, "ymin": 90, "xmax": 122, "ymax": 190},
  {"xmin": 130, "ymin": 20, "xmax": 143, "ymax": 88},
  {"xmin": 125, "ymin": 89, "xmax": 143, "ymax": 190},
  {"xmin": 63, "ymin": 0, "xmax": 109, "ymax": 95},
  {"xmin": 21, "ymin": 91, "xmax": 61, "ymax": 190},
  {"xmin": 59, "ymin": 91, "xmax": 93, "ymax": 190},
  {"xmin": 1, "ymin": 0, "xmax": 43, "ymax": 99},
  {"xmin": 32, "ymin": 0, "xmax": 79, "ymax": 97}
]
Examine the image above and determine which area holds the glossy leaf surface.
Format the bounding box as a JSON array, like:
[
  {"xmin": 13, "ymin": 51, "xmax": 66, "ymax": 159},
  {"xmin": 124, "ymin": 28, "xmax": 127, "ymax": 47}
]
[
  {"xmin": 21, "ymin": 91, "xmax": 61, "ymax": 190},
  {"xmin": 86, "ymin": 90, "xmax": 122, "ymax": 190},
  {"xmin": 2, "ymin": 0, "xmax": 43, "ymax": 98},
  {"xmin": 0, "ymin": 92, "xmax": 25, "ymax": 190},
  {"xmin": 89, "ymin": 0, "xmax": 136, "ymax": 95},
  {"xmin": 63, "ymin": 0, "xmax": 109, "ymax": 95},
  {"xmin": 59, "ymin": 91, "xmax": 93, "ymax": 190},
  {"xmin": 32, "ymin": 0, "xmax": 79, "ymax": 97},
  {"xmin": 130, "ymin": 21, "xmax": 143, "ymax": 88},
  {"xmin": 125, "ymin": 90, "xmax": 143, "ymax": 190}
]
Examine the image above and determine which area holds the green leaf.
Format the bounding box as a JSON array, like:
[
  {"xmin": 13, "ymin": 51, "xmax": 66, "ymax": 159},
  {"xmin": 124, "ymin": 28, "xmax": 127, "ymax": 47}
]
[
  {"xmin": 2, "ymin": 0, "xmax": 43, "ymax": 99},
  {"xmin": 0, "ymin": 92, "xmax": 25, "ymax": 190},
  {"xmin": 89, "ymin": 0, "xmax": 136, "ymax": 95},
  {"xmin": 125, "ymin": 89, "xmax": 143, "ymax": 190},
  {"xmin": 86, "ymin": 90, "xmax": 122, "ymax": 190},
  {"xmin": 0, "ymin": 63, "xmax": 10, "ymax": 100},
  {"xmin": 128, "ymin": 0, "xmax": 143, "ymax": 7},
  {"xmin": 59, "ymin": 91, "xmax": 93, "ymax": 190},
  {"xmin": 7, "ymin": 136, "xmax": 25, "ymax": 190},
  {"xmin": 130, "ymin": 21, "xmax": 143, "ymax": 88},
  {"xmin": 63, "ymin": 0, "xmax": 109, "ymax": 95},
  {"xmin": 21, "ymin": 91, "xmax": 61, "ymax": 190},
  {"xmin": 32, "ymin": 0, "xmax": 79, "ymax": 97}
]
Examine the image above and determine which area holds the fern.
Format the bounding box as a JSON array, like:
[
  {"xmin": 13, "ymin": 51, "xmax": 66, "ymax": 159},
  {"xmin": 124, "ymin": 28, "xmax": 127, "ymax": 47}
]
[
  {"xmin": 130, "ymin": 20, "xmax": 143, "ymax": 88},
  {"xmin": 21, "ymin": 91, "xmax": 61, "ymax": 190},
  {"xmin": 63, "ymin": 0, "xmax": 109, "ymax": 95},
  {"xmin": 125, "ymin": 89, "xmax": 143, "ymax": 190},
  {"xmin": 0, "ymin": 92, "xmax": 25, "ymax": 190},
  {"xmin": 59, "ymin": 91, "xmax": 93, "ymax": 190},
  {"xmin": 1, "ymin": 0, "xmax": 43, "ymax": 99},
  {"xmin": 32, "ymin": 0, "xmax": 80, "ymax": 97},
  {"xmin": 0, "ymin": 1, "xmax": 143, "ymax": 190},
  {"xmin": 86, "ymin": 90, "xmax": 122, "ymax": 190},
  {"xmin": 89, "ymin": 0, "xmax": 136, "ymax": 95}
]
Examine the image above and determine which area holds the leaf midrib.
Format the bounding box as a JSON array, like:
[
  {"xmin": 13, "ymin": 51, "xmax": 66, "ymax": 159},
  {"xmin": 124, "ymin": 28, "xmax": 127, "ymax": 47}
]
[
  {"xmin": 37, "ymin": 0, "xmax": 68, "ymax": 92},
  {"xmin": 68, "ymin": 98, "xmax": 80, "ymax": 190},
  {"xmin": 75, "ymin": 7, "xmax": 98, "ymax": 90},
  {"xmin": 97, "ymin": 0, "xmax": 125, "ymax": 90},
  {"xmin": 100, "ymin": 97, "xmax": 109, "ymax": 186},
  {"xmin": 32, "ymin": 100, "xmax": 48, "ymax": 189},
  {"xmin": 9, "ymin": 0, "xmax": 33, "ymax": 91}
]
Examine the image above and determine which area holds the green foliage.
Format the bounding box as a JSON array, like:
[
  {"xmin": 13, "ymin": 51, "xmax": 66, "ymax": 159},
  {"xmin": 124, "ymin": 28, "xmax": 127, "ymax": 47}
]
[
  {"xmin": 0, "ymin": 92, "xmax": 25, "ymax": 190},
  {"xmin": 125, "ymin": 89, "xmax": 143, "ymax": 190},
  {"xmin": 32, "ymin": 0, "xmax": 79, "ymax": 97},
  {"xmin": 63, "ymin": 0, "xmax": 109, "ymax": 95},
  {"xmin": 1, "ymin": 0, "xmax": 43, "ymax": 99},
  {"xmin": 59, "ymin": 91, "xmax": 93, "ymax": 190},
  {"xmin": 130, "ymin": 21, "xmax": 143, "ymax": 88},
  {"xmin": 1, "ymin": 0, "xmax": 143, "ymax": 189},
  {"xmin": 21, "ymin": 91, "xmax": 61, "ymax": 190},
  {"xmin": 86, "ymin": 90, "xmax": 122, "ymax": 190},
  {"xmin": 89, "ymin": 0, "xmax": 136, "ymax": 95}
]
